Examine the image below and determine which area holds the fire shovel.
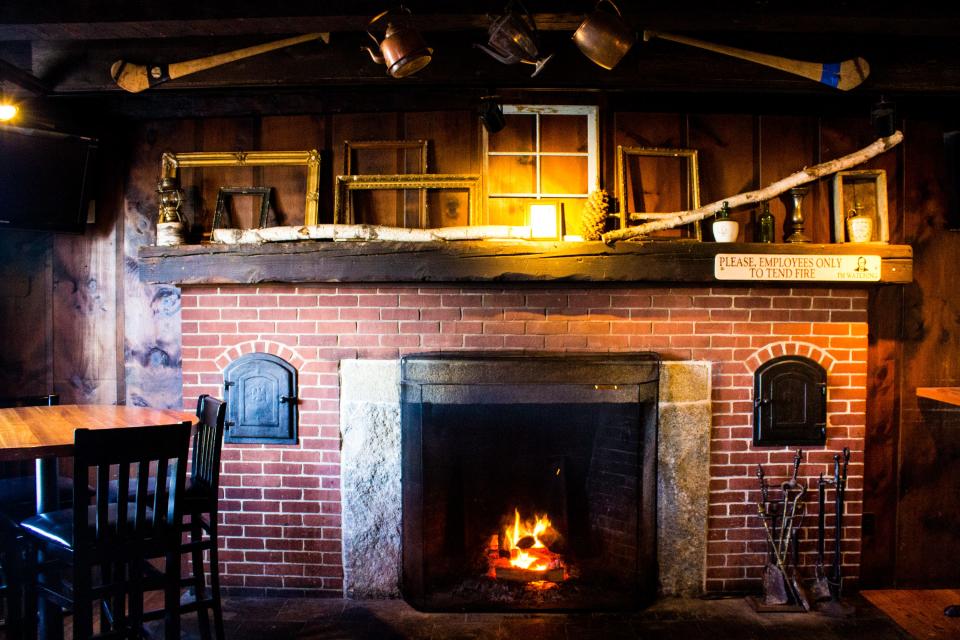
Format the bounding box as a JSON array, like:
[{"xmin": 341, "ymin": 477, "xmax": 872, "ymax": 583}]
[{"xmin": 809, "ymin": 472, "xmax": 832, "ymax": 602}]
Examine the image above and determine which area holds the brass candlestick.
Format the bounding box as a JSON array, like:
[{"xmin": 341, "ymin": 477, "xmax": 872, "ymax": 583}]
[{"xmin": 783, "ymin": 187, "xmax": 811, "ymax": 243}]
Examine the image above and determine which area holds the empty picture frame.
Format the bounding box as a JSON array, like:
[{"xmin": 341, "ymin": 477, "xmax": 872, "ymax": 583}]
[
  {"xmin": 161, "ymin": 150, "xmax": 321, "ymax": 225},
  {"xmin": 832, "ymin": 169, "xmax": 889, "ymax": 243},
  {"xmin": 212, "ymin": 187, "xmax": 272, "ymax": 231},
  {"xmin": 334, "ymin": 174, "xmax": 481, "ymax": 227},
  {"xmin": 342, "ymin": 140, "xmax": 430, "ymax": 227},
  {"xmin": 616, "ymin": 146, "xmax": 702, "ymax": 240}
]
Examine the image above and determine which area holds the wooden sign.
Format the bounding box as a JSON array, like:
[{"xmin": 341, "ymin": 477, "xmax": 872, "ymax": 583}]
[{"xmin": 714, "ymin": 253, "xmax": 881, "ymax": 281}]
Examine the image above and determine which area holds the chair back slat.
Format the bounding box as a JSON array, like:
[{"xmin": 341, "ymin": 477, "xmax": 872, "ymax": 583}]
[
  {"xmin": 191, "ymin": 395, "xmax": 227, "ymax": 499},
  {"xmin": 73, "ymin": 423, "xmax": 190, "ymax": 558}
]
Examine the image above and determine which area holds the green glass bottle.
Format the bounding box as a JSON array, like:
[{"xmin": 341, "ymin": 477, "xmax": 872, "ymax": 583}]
[{"xmin": 758, "ymin": 202, "xmax": 775, "ymax": 243}]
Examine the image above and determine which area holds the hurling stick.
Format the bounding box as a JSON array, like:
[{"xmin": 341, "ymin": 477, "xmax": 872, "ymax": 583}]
[
  {"xmin": 643, "ymin": 30, "xmax": 869, "ymax": 91},
  {"xmin": 111, "ymin": 32, "xmax": 330, "ymax": 93}
]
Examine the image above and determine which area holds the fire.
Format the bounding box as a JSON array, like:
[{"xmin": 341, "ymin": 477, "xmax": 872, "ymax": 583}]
[
  {"xmin": 504, "ymin": 509, "xmax": 552, "ymax": 571},
  {"xmin": 488, "ymin": 507, "xmax": 565, "ymax": 583}
]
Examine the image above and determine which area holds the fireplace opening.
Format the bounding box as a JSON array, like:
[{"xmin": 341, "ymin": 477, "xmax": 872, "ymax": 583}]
[{"xmin": 401, "ymin": 352, "xmax": 660, "ymax": 611}]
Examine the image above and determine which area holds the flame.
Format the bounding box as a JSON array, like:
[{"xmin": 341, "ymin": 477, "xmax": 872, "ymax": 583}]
[{"xmin": 504, "ymin": 508, "xmax": 552, "ymax": 571}]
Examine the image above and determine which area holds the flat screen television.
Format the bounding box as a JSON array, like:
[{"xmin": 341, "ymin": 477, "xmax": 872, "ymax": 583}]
[{"xmin": 0, "ymin": 125, "xmax": 98, "ymax": 233}]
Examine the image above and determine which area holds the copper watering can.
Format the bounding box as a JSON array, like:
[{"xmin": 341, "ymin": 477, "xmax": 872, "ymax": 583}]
[
  {"xmin": 572, "ymin": 0, "xmax": 635, "ymax": 70},
  {"xmin": 474, "ymin": 0, "xmax": 553, "ymax": 77},
  {"xmin": 363, "ymin": 7, "xmax": 433, "ymax": 78}
]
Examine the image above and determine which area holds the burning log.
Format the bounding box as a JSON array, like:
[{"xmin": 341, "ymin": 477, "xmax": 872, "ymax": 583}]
[{"xmin": 494, "ymin": 566, "xmax": 565, "ymax": 583}]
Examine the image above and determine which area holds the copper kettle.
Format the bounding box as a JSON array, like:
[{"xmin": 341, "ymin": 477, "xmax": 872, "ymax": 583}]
[
  {"xmin": 363, "ymin": 7, "xmax": 433, "ymax": 78},
  {"xmin": 572, "ymin": 0, "xmax": 635, "ymax": 70},
  {"xmin": 474, "ymin": 1, "xmax": 553, "ymax": 77}
]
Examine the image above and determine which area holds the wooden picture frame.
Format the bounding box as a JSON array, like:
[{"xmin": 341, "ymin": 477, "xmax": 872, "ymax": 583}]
[
  {"xmin": 160, "ymin": 150, "xmax": 321, "ymax": 225},
  {"xmin": 832, "ymin": 169, "xmax": 889, "ymax": 243},
  {"xmin": 615, "ymin": 146, "xmax": 702, "ymax": 240},
  {"xmin": 212, "ymin": 187, "xmax": 272, "ymax": 231},
  {"xmin": 334, "ymin": 174, "xmax": 481, "ymax": 226}
]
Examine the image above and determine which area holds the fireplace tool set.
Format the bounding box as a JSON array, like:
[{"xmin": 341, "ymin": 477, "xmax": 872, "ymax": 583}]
[{"xmin": 753, "ymin": 448, "xmax": 852, "ymax": 615}]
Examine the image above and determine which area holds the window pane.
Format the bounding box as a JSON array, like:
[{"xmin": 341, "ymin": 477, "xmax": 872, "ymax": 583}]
[
  {"xmin": 487, "ymin": 197, "xmax": 530, "ymax": 226},
  {"xmin": 559, "ymin": 197, "xmax": 586, "ymax": 237},
  {"xmin": 489, "ymin": 155, "xmax": 536, "ymax": 194},
  {"xmin": 541, "ymin": 156, "xmax": 588, "ymax": 195},
  {"xmin": 489, "ymin": 114, "xmax": 535, "ymax": 152},
  {"xmin": 540, "ymin": 115, "xmax": 587, "ymax": 153}
]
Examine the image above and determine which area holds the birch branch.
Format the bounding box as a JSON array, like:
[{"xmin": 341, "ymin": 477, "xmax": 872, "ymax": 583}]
[
  {"xmin": 601, "ymin": 130, "xmax": 904, "ymax": 244},
  {"xmin": 211, "ymin": 224, "xmax": 533, "ymax": 245}
]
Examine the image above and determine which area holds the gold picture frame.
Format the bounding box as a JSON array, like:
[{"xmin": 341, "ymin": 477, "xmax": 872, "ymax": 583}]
[
  {"xmin": 334, "ymin": 174, "xmax": 481, "ymax": 226},
  {"xmin": 615, "ymin": 146, "xmax": 702, "ymax": 240},
  {"xmin": 160, "ymin": 150, "xmax": 321, "ymax": 225},
  {"xmin": 832, "ymin": 169, "xmax": 889, "ymax": 243}
]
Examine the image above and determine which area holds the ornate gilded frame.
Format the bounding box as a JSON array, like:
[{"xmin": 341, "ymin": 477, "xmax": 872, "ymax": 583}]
[
  {"xmin": 615, "ymin": 146, "xmax": 702, "ymax": 240},
  {"xmin": 333, "ymin": 174, "xmax": 481, "ymax": 226},
  {"xmin": 160, "ymin": 150, "xmax": 321, "ymax": 225}
]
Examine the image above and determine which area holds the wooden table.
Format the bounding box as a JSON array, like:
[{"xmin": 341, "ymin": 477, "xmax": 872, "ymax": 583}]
[{"xmin": 0, "ymin": 404, "xmax": 196, "ymax": 640}]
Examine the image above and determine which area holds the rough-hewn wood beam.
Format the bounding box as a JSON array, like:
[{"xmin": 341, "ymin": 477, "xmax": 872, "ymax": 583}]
[{"xmin": 138, "ymin": 240, "xmax": 913, "ymax": 285}]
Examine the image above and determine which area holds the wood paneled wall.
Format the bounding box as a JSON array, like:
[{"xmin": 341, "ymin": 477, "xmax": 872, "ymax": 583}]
[{"xmin": 1, "ymin": 100, "xmax": 958, "ymax": 588}]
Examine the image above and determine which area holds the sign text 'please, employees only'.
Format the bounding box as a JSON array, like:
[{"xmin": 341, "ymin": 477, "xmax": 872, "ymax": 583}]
[{"xmin": 714, "ymin": 254, "xmax": 881, "ymax": 281}]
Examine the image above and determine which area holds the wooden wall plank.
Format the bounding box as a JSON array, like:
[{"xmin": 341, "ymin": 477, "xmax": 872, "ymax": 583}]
[
  {"xmin": 259, "ymin": 115, "xmax": 325, "ymax": 225},
  {"xmin": 689, "ymin": 113, "xmax": 756, "ymax": 241},
  {"xmin": 123, "ymin": 119, "xmax": 198, "ymax": 409},
  {"xmin": 404, "ymin": 110, "xmax": 478, "ymax": 227},
  {"xmin": 0, "ymin": 230, "xmax": 52, "ymax": 396},
  {"xmin": 760, "ymin": 115, "xmax": 820, "ymax": 243},
  {"xmin": 52, "ymin": 225, "xmax": 118, "ymax": 404}
]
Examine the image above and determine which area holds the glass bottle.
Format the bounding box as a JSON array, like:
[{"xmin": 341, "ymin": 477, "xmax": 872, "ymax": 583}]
[{"xmin": 758, "ymin": 202, "xmax": 775, "ymax": 243}]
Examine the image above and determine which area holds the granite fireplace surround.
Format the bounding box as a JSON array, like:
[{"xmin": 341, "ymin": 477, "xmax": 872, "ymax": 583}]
[{"xmin": 179, "ymin": 283, "xmax": 867, "ymax": 599}]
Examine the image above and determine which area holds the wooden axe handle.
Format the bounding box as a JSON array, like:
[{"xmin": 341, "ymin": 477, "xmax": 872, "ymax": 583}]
[
  {"xmin": 169, "ymin": 32, "xmax": 328, "ymax": 81},
  {"xmin": 112, "ymin": 32, "xmax": 329, "ymax": 93},
  {"xmin": 643, "ymin": 30, "xmax": 869, "ymax": 91}
]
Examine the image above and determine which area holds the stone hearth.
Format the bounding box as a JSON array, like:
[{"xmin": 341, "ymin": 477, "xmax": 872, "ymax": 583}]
[{"xmin": 339, "ymin": 359, "xmax": 712, "ymax": 597}]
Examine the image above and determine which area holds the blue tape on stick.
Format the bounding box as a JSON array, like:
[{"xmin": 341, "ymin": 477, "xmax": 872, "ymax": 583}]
[{"xmin": 820, "ymin": 62, "xmax": 841, "ymax": 88}]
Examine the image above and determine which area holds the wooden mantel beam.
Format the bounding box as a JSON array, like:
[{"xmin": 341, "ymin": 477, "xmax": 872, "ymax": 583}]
[{"xmin": 138, "ymin": 241, "xmax": 913, "ymax": 286}]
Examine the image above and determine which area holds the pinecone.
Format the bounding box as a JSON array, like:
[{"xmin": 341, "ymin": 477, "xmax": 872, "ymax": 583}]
[{"xmin": 581, "ymin": 188, "xmax": 611, "ymax": 240}]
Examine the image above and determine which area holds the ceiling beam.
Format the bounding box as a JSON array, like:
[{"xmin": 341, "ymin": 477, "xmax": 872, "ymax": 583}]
[
  {"xmin": 0, "ymin": 58, "xmax": 49, "ymax": 95},
  {"xmin": 2, "ymin": 11, "xmax": 960, "ymax": 41}
]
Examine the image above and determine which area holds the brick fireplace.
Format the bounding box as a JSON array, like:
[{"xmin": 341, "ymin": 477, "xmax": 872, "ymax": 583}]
[{"xmin": 180, "ymin": 283, "xmax": 866, "ymax": 598}]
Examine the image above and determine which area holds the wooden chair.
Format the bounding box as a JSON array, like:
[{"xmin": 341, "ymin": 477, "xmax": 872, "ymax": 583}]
[
  {"xmin": 0, "ymin": 394, "xmax": 62, "ymax": 640},
  {"xmin": 19, "ymin": 422, "xmax": 191, "ymax": 640},
  {"xmin": 139, "ymin": 395, "xmax": 227, "ymax": 640}
]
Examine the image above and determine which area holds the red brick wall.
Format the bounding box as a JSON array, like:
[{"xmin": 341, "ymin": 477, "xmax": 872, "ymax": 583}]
[{"xmin": 180, "ymin": 283, "xmax": 867, "ymax": 596}]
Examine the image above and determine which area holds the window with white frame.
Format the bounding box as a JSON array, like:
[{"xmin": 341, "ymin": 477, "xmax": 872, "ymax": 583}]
[{"xmin": 483, "ymin": 105, "xmax": 599, "ymax": 236}]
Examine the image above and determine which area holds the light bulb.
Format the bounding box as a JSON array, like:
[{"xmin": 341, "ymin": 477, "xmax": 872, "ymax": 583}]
[{"xmin": 0, "ymin": 103, "xmax": 18, "ymax": 122}]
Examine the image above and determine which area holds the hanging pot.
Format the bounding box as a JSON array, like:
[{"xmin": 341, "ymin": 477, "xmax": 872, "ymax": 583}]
[
  {"xmin": 474, "ymin": 1, "xmax": 553, "ymax": 77},
  {"xmin": 572, "ymin": 0, "xmax": 635, "ymax": 70},
  {"xmin": 362, "ymin": 7, "xmax": 433, "ymax": 78}
]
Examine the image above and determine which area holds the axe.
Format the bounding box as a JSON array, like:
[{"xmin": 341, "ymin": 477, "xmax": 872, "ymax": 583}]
[
  {"xmin": 111, "ymin": 32, "xmax": 330, "ymax": 93},
  {"xmin": 643, "ymin": 30, "xmax": 869, "ymax": 91}
]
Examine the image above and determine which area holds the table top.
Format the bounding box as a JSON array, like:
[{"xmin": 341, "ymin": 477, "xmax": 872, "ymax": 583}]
[
  {"xmin": 916, "ymin": 387, "xmax": 960, "ymax": 407},
  {"xmin": 0, "ymin": 404, "xmax": 196, "ymax": 461}
]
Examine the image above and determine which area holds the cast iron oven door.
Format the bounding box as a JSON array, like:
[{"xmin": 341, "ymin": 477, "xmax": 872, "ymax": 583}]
[
  {"xmin": 401, "ymin": 352, "xmax": 659, "ymax": 612},
  {"xmin": 223, "ymin": 352, "xmax": 298, "ymax": 444},
  {"xmin": 753, "ymin": 355, "xmax": 827, "ymax": 446}
]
